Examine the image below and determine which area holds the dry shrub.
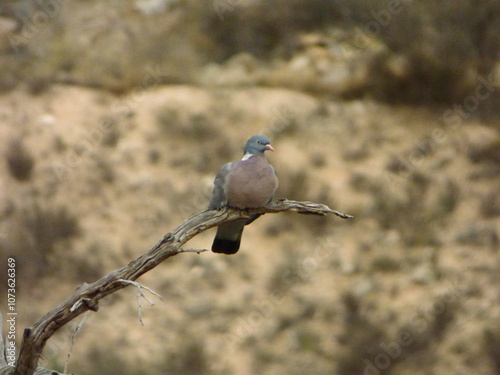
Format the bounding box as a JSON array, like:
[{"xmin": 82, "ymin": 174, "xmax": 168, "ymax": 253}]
[
  {"xmin": 161, "ymin": 337, "xmax": 211, "ymax": 375},
  {"xmin": 484, "ymin": 326, "xmax": 500, "ymax": 375},
  {"xmin": 468, "ymin": 137, "xmax": 500, "ymax": 166},
  {"xmin": 3, "ymin": 0, "xmax": 498, "ymax": 105},
  {"xmin": 2, "ymin": 0, "xmax": 212, "ymax": 92},
  {"xmin": 85, "ymin": 337, "xmax": 211, "ymax": 375},
  {"xmin": 86, "ymin": 346, "xmax": 137, "ymax": 375},
  {"xmin": 368, "ymin": 0, "xmax": 500, "ymax": 104},
  {"xmin": 5, "ymin": 138, "xmax": 34, "ymax": 181},
  {"xmin": 204, "ymin": 0, "xmax": 349, "ymax": 60},
  {"xmin": 336, "ymin": 292, "xmax": 459, "ymax": 374},
  {"xmin": 335, "ymin": 292, "xmax": 387, "ymax": 375},
  {"xmin": 156, "ymin": 105, "xmax": 231, "ymax": 173},
  {"xmin": 371, "ymin": 172, "xmax": 460, "ymax": 247},
  {"xmin": 205, "ymin": 0, "xmax": 500, "ymax": 104},
  {"xmin": 3, "ymin": 201, "xmax": 81, "ymax": 281},
  {"xmin": 480, "ymin": 191, "xmax": 500, "ymax": 218},
  {"xmin": 0, "ymin": 55, "xmax": 23, "ymax": 92}
]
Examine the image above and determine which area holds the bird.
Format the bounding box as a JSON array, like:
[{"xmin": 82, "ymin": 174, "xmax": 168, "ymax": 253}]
[{"xmin": 208, "ymin": 135, "xmax": 278, "ymax": 254}]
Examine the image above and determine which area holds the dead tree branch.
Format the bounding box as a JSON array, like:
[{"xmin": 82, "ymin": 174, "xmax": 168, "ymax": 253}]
[{"xmin": 7, "ymin": 199, "xmax": 351, "ymax": 375}]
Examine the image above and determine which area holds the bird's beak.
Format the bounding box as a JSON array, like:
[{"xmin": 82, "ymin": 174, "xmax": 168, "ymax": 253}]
[{"xmin": 266, "ymin": 144, "xmax": 275, "ymax": 152}]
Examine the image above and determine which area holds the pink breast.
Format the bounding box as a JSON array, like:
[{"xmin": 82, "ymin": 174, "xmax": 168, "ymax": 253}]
[{"xmin": 226, "ymin": 157, "xmax": 278, "ymax": 208}]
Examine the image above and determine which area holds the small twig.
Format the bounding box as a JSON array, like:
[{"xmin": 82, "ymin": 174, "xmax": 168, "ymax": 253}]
[
  {"xmin": 116, "ymin": 280, "xmax": 164, "ymax": 302},
  {"xmin": 328, "ymin": 209, "xmax": 353, "ymax": 219},
  {"xmin": 116, "ymin": 279, "xmax": 164, "ymax": 325},
  {"xmin": 179, "ymin": 248, "xmax": 208, "ymax": 254},
  {"xmin": 63, "ymin": 311, "xmax": 89, "ymax": 374},
  {"xmin": 136, "ymin": 291, "xmax": 144, "ymax": 325},
  {"xmin": 69, "ymin": 300, "xmax": 82, "ymax": 312},
  {"xmin": 70, "ymin": 298, "xmax": 98, "ymax": 312}
]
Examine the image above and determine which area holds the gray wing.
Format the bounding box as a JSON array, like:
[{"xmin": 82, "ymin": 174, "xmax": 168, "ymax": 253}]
[{"xmin": 208, "ymin": 162, "xmax": 233, "ymax": 210}]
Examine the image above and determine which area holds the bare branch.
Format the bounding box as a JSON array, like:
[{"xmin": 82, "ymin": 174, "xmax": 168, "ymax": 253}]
[
  {"xmin": 10, "ymin": 199, "xmax": 351, "ymax": 375},
  {"xmin": 116, "ymin": 279, "xmax": 164, "ymax": 325},
  {"xmin": 179, "ymin": 249, "xmax": 208, "ymax": 254},
  {"xmin": 116, "ymin": 280, "xmax": 164, "ymax": 303}
]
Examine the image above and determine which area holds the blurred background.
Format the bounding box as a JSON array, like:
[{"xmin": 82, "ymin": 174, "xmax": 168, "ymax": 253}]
[{"xmin": 0, "ymin": 0, "xmax": 499, "ymax": 374}]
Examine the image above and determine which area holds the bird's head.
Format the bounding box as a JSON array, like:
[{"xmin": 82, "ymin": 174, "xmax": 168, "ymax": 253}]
[{"xmin": 243, "ymin": 135, "xmax": 274, "ymax": 155}]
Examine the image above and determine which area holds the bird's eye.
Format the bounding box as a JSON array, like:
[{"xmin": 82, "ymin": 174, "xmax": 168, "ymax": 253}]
[{"xmin": 257, "ymin": 140, "xmax": 261, "ymax": 144}]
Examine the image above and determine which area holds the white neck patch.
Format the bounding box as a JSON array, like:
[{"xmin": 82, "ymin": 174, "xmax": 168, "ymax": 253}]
[{"xmin": 241, "ymin": 153, "xmax": 254, "ymax": 161}]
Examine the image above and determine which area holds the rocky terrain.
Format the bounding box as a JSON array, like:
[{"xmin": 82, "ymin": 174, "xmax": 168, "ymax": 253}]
[{"xmin": 1, "ymin": 1, "xmax": 499, "ymax": 374}]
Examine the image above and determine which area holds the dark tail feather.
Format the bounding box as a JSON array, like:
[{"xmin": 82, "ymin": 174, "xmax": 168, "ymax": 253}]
[
  {"xmin": 211, "ymin": 220, "xmax": 245, "ymax": 254},
  {"xmin": 212, "ymin": 237, "xmax": 241, "ymax": 254}
]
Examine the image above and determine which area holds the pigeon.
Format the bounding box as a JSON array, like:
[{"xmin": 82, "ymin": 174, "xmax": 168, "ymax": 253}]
[{"xmin": 208, "ymin": 135, "xmax": 278, "ymax": 254}]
